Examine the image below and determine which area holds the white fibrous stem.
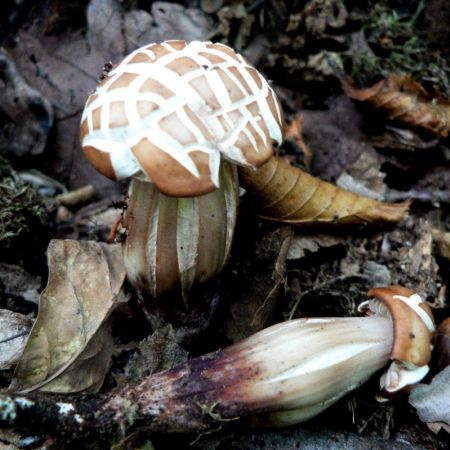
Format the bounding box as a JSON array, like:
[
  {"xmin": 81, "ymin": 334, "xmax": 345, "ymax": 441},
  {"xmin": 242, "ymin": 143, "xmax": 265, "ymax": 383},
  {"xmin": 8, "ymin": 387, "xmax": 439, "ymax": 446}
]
[
  {"xmin": 104, "ymin": 316, "xmax": 393, "ymax": 432},
  {"xmin": 122, "ymin": 161, "xmax": 239, "ymax": 301}
]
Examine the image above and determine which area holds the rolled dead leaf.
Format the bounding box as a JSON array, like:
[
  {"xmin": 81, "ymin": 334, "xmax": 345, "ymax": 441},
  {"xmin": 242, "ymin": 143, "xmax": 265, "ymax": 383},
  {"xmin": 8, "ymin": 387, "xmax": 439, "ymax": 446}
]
[
  {"xmin": 239, "ymin": 157, "xmax": 409, "ymax": 226},
  {"xmin": 342, "ymin": 75, "xmax": 450, "ymax": 137},
  {"xmin": 9, "ymin": 239, "xmax": 129, "ymax": 394}
]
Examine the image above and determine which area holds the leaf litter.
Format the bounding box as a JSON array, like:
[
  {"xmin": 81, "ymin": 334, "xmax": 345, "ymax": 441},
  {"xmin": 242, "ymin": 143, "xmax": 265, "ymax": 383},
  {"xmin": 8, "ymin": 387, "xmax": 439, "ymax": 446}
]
[{"xmin": 9, "ymin": 239, "xmax": 129, "ymax": 394}]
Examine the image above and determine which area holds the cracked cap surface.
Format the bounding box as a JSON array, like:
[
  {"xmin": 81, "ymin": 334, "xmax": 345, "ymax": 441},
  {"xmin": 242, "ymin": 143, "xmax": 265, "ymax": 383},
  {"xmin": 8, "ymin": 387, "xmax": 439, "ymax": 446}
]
[{"xmin": 80, "ymin": 40, "xmax": 285, "ymax": 197}]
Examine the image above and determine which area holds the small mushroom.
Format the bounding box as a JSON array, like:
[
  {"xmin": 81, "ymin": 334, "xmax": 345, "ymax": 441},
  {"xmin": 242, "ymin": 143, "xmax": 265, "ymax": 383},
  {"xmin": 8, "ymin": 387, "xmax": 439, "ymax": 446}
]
[
  {"xmin": 102, "ymin": 287, "xmax": 435, "ymax": 431},
  {"xmin": 80, "ymin": 40, "xmax": 284, "ymax": 302},
  {"xmin": 358, "ymin": 285, "xmax": 435, "ymax": 399}
]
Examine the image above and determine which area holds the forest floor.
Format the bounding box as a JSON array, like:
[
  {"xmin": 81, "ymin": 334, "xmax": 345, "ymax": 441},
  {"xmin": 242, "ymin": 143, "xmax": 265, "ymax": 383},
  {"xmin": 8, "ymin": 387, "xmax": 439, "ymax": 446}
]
[{"xmin": 1, "ymin": 1, "xmax": 449, "ymax": 449}]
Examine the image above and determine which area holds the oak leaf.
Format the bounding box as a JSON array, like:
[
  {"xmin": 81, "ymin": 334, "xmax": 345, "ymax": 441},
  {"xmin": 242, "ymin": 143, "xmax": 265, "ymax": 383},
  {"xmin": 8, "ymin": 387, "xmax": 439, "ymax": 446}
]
[{"xmin": 239, "ymin": 157, "xmax": 409, "ymax": 226}]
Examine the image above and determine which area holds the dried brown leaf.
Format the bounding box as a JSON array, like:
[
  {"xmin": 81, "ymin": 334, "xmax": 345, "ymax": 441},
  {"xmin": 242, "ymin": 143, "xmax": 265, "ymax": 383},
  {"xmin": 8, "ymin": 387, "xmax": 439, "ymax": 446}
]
[
  {"xmin": 9, "ymin": 239, "xmax": 128, "ymax": 394},
  {"xmin": 39, "ymin": 325, "xmax": 115, "ymax": 394},
  {"xmin": 239, "ymin": 157, "xmax": 409, "ymax": 226},
  {"xmin": 342, "ymin": 75, "xmax": 450, "ymax": 137},
  {"xmin": 409, "ymin": 366, "xmax": 450, "ymax": 434},
  {"xmin": 0, "ymin": 310, "xmax": 32, "ymax": 370}
]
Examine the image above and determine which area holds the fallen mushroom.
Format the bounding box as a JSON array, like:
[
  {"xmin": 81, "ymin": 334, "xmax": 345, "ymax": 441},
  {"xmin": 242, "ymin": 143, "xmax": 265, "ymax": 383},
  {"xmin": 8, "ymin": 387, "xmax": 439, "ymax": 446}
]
[
  {"xmin": 0, "ymin": 286, "xmax": 434, "ymax": 438},
  {"xmin": 101, "ymin": 285, "xmax": 434, "ymax": 430},
  {"xmin": 80, "ymin": 40, "xmax": 284, "ymax": 302}
]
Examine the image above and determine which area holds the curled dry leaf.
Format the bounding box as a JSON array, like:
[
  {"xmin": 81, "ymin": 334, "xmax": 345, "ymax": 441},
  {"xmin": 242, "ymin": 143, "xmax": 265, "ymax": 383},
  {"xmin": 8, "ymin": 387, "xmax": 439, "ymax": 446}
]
[
  {"xmin": 342, "ymin": 75, "xmax": 450, "ymax": 137},
  {"xmin": 9, "ymin": 239, "xmax": 128, "ymax": 394},
  {"xmin": 0, "ymin": 310, "xmax": 32, "ymax": 370},
  {"xmin": 409, "ymin": 366, "xmax": 450, "ymax": 434},
  {"xmin": 239, "ymin": 157, "xmax": 409, "ymax": 226}
]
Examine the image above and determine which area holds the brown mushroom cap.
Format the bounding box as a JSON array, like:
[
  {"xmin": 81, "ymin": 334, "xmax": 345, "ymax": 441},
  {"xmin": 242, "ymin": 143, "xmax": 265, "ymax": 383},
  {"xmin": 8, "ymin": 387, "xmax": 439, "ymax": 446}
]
[
  {"xmin": 367, "ymin": 286, "xmax": 434, "ymax": 366},
  {"xmin": 80, "ymin": 40, "xmax": 285, "ymax": 197},
  {"xmin": 359, "ymin": 285, "xmax": 435, "ymax": 398}
]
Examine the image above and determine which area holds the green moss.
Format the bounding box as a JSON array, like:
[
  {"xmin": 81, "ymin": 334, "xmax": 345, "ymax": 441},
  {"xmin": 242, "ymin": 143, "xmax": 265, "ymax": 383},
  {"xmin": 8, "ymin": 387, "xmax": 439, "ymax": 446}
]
[
  {"xmin": 347, "ymin": 1, "xmax": 450, "ymax": 94},
  {"xmin": 0, "ymin": 155, "xmax": 47, "ymax": 250}
]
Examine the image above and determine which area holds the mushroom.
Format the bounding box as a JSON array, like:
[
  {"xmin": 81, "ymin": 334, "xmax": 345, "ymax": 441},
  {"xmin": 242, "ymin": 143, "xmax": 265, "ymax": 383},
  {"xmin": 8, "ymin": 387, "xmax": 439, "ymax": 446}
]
[
  {"xmin": 358, "ymin": 285, "xmax": 435, "ymax": 399},
  {"xmin": 101, "ymin": 286, "xmax": 434, "ymax": 431},
  {"xmin": 0, "ymin": 286, "xmax": 435, "ymax": 435},
  {"xmin": 80, "ymin": 40, "xmax": 284, "ymax": 301}
]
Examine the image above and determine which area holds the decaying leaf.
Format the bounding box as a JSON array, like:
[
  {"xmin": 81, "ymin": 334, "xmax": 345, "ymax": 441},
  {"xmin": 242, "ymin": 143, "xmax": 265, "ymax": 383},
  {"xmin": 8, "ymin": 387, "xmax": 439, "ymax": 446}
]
[
  {"xmin": 122, "ymin": 325, "xmax": 189, "ymax": 382},
  {"xmin": 409, "ymin": 366, "xmax": 450, "ymax": 434},
  {"xmin": 402, "ymin": 220, "xmax": 437, "ymax": 293},
  {"xmin": 432, "ymin": 228, "xmax": 450, "ymax": 260},
  {"xmin": 370, "ymin": 126, "xmax": 439, "ymax": 151},
  {"xmin": 287, "ymin": 234, "xmax": 345, "ymax": 260},
  {"xmin": 0, "ymin": 263, "xmax": 41, "ymax": 305},
  {"xmin": 336, "ymin": 152, "xmax": 387, "ymax": 201},
  {"xmin": 223, "ymin": 226, "xmax": 293, "ymax": 342},
  {"xmin": 0, "ymin": 50, "xmax": 53, "ymax": 158},
  {"xmin": 342, "ymin": 75, "xmax": 450, "ymax": 137},
  {"xmin": 239, "ymin": 157, "xmax": 409, "ymax": 226},
  {"xmin": 9, "ymin": 239, "xmax": 128, "ymax": 394},
  {"xmin": 0, "ymin": 310, "xmax": 32, "ymax": 370}
]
